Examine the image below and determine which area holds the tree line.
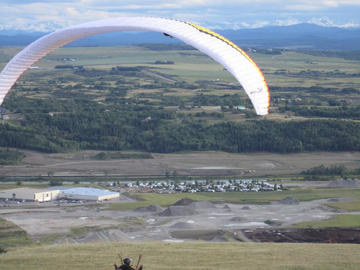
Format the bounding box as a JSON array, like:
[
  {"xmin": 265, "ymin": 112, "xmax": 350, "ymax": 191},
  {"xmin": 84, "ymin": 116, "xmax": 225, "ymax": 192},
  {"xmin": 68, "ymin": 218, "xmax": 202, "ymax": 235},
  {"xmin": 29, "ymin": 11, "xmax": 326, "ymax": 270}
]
[
  {"xmin": 279, "ymin": 105, "xmax": 360, "ymax": 119},
  {"xmin": 1, "ymin": 97, "xmax": 360, "ymax": 153}
]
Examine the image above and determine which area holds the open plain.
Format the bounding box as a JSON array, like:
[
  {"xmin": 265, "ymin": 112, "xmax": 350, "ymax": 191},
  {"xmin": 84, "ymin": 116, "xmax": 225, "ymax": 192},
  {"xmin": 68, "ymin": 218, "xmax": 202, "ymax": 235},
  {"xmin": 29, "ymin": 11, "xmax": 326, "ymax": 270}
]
[{"xmin": 0, "ymin": 150, "xmax": 360, "ymax": 177}]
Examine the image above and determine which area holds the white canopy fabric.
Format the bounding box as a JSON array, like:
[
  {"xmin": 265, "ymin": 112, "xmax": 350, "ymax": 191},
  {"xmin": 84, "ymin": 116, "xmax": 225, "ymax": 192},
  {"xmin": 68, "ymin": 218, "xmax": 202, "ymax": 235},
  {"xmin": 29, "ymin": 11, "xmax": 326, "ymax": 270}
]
[{"xmin": 0, "ymin": 17, "xmax": 270, "ymax": 115}]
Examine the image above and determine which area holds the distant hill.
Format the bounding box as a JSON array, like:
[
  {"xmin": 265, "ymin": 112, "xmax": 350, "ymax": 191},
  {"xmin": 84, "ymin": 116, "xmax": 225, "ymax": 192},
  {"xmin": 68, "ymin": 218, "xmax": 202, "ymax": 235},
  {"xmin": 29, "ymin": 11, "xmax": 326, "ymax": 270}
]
[
  {"xmin": 0, "ymin": 23, "xmax": 359, "ymax": 50},
  {"xmin": 221, "ymin": 23, "xmax": 360, "ymax": 50}
]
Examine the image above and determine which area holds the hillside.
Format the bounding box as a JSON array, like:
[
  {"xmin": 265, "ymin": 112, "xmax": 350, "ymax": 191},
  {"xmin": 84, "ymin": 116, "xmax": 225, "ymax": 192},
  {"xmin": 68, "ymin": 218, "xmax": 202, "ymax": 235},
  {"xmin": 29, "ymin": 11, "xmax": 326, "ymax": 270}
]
[{"xmin": 1, "ymin": 241, "xmax": 360, "ymax": 270}]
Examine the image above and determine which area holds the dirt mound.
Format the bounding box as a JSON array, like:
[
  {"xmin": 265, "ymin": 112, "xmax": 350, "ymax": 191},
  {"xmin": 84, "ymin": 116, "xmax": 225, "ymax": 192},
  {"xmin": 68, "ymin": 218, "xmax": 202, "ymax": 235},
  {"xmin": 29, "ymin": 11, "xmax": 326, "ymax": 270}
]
[
  {"xmin": 159, "ymin": 206, "xmax": 197, "ymax": 216},
  {"xmin": 190, "ymin": 200, "xmax": 216, "ymax": 209},
  {"xmin": 277, "ymin": 197, "xmax": 299, "ymax": 205},
  {"xmin": 135, "ymin": 205, "xmax": 164, "ymax": 212},
  {"xmin": 327, "ymin": 178, "xmax": 360, "ymax": 188},
  {"xmin": 170, "ymin": 222, "xmax": 195, "ymax": 229},
  {"xmin": 55, "ymin": 229, "xmax": 129, "ymax": 244},
  {"xmin": 241, "ymin": 206, "xmax": 250, "ymax": 210},
  {"xmin": 223, "ymin": 204, "xmax": 232, "ymax": 211},
  {"xmin": 311, "ymin": 205, "xmax": 338, "ymax": 212},
  {"xmin": 229, "ymin": 216, "xmax": 246, "ymax": 222},
  {"xmin": 172, "ymin": 198, "xmax": 196, "ymax": 206}
]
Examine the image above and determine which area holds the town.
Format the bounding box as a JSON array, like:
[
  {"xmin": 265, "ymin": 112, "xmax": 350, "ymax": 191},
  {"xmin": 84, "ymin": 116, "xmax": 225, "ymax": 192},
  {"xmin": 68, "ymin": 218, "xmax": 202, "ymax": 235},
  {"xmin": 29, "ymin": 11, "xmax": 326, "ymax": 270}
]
[{"xmin": 114, "ymin": 179, "xmax": 284, "ymax": 193}]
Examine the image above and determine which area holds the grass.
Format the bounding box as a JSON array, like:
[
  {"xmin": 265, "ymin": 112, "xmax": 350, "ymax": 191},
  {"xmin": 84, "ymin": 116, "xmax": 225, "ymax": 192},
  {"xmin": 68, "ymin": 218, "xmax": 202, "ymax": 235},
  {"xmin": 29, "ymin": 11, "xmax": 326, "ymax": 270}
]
[
  {"xmin": 0, "ymin": 217, "xmax": 33, "ymax": 250},
  {"xmin": 326, "ymin": 200, "xmax": 360, "ymax": 211},
  {"xmin": 1, "ymin": 241, "xmax": 360, "ymax": 270},
  {"xmin": 0, "ymin": 149, "xmax": 24, "ymax": 165},
  {"xmin": 293, "ymin": 214, "xmax": 360, "ymax": 228},
  {"xmin": 0, "ymin": 183, "xmax": 50, "ymax": 190}
]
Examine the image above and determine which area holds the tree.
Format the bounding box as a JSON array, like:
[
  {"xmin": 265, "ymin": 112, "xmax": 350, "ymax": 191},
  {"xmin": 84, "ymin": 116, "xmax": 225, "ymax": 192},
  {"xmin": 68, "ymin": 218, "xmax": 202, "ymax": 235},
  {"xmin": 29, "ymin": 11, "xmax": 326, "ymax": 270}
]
[{"xmin": 49, "ymin": 179, "xmax": 62, "ymax": 186}]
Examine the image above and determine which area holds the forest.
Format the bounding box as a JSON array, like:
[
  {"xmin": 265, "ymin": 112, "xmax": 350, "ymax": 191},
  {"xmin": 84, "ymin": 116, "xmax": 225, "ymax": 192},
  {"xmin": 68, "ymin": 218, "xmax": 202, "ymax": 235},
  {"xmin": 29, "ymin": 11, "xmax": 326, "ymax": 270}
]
[{"xmin": 1, "ymin": 95, "xmax": 360, "ymax": 153}]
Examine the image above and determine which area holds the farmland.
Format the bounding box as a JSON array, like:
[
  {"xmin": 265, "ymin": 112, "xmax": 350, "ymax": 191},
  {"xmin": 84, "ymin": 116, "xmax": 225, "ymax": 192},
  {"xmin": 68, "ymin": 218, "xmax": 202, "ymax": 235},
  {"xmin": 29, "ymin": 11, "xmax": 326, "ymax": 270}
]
[
  {"xmin": 1, "ymin": 45, "xmax": 359, "ymax": 103},
  {"xmin": 0, "ymin": 45, "xmax": 360, "ymax": 154}
]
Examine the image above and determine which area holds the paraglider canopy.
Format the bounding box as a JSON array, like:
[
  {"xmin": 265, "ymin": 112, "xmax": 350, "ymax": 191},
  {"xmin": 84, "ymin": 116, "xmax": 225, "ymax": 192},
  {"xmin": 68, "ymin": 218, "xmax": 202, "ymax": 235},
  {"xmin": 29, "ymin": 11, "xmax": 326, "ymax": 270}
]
[{"xmin": 0, "ymin": 17, "xmax": 270, "ymax": 115}]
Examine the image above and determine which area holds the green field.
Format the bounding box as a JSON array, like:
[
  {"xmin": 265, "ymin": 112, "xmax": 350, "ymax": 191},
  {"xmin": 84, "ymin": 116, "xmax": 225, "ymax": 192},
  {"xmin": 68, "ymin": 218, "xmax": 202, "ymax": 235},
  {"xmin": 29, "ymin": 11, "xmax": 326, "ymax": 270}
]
[
  {"xmin": 326, "ymin": 200, "xmax": 360, "ymax": 211},
  {"xmin": 294, "ymin": 214, "xmax": 360, "ymax": 228},
  {"xmin": 1, "ymin": 241, "xmax": 360, "ymax": 270}
]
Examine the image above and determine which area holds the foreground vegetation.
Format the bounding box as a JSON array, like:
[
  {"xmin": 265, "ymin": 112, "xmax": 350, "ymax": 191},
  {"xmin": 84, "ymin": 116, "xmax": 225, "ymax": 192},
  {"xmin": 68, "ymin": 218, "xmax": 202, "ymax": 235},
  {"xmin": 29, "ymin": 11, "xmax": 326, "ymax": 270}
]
[
  {"xmin": 294, "ymin": 214, "xmax": 360, "ymax": 228},
  {"xmin": 1, "ymin": 241, "xmax": 360, "ymax": 270},
  {"xmin": 0, "ymin": 217, "xmax": 33, "ymax": 251}
]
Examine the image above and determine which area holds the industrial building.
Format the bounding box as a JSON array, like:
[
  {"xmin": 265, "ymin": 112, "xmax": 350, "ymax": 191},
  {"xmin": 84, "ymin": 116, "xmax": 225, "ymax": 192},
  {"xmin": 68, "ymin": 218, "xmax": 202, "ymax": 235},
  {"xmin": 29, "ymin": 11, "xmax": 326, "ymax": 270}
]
[
  {"xmin": 0, "ymin": 187, "xmax": 60, "ymax": 202},
  {"xmin": 0, "ymin": 187, "xmax": 119, "ymax": 202},
  {"xmin": 60, "ymin": 187, "xmax": 120, "ymax": 201}
]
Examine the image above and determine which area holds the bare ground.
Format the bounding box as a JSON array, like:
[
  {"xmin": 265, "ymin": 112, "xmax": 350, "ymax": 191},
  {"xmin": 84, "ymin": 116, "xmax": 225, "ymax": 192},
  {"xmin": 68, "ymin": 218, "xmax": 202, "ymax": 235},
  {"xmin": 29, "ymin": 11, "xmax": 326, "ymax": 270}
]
[
  {"xmin": 0, "ymin": 196, "xmax": 343, "ymax": 244},
  {"xmin": 1, "ymin": 150, "xmax": 360, "ymax": 177}
]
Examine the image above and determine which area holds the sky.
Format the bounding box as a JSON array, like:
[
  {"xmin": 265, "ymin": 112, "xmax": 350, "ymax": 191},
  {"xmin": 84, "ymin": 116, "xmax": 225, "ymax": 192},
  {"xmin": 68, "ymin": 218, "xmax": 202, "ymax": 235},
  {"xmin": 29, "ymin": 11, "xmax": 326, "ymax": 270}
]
[{"xmin": 1, "ymin": 0, "xmax": 360, "ymax": 32}]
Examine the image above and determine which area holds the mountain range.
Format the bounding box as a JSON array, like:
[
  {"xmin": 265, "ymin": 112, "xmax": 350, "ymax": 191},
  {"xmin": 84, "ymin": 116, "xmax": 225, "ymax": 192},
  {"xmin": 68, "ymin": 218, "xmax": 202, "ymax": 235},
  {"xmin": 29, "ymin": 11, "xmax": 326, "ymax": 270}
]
[{"xmin": 1, "ymin": 23, "xmax": 359, "ymax": 50}]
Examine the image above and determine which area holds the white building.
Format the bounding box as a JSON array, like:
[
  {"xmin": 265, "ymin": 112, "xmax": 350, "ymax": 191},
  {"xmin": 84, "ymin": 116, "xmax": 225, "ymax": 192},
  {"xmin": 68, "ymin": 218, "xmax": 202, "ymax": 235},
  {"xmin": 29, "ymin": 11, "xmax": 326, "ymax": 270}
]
[
  {"xmin": 0, "ymin": 187, "xmax": 119, "ymax": 202},
  {"xmin": 0, "ymin": 188, "xmax": 61, "ymax": 202}
]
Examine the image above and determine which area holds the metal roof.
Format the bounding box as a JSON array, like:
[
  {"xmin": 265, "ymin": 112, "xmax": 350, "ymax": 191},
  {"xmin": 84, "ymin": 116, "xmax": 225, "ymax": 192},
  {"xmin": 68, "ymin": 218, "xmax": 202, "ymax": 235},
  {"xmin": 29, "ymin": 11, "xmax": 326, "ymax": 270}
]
[{"xmin": 61, "ymin": 187, "xmax": 117, "ymax": 197}]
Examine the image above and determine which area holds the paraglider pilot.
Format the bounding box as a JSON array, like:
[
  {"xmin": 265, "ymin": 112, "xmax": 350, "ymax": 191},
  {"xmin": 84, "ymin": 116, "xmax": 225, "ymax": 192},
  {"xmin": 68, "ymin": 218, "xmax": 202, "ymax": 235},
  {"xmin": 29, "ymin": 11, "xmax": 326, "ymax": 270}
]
[{"xmin": 114, "ymin": 257, "xmax": 143, "ymax": 270}]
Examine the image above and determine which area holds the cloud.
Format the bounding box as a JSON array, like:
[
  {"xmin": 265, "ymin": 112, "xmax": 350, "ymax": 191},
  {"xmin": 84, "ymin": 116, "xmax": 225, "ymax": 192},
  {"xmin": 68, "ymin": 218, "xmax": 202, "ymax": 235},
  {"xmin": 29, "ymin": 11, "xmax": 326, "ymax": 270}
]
[
  {"xmin": 274, "ymin": 18, "xmax": 301, "ymax": 26},
  {"xmin": 1, "ymin": 0, "xmax": 360, "ymax": 31}
]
